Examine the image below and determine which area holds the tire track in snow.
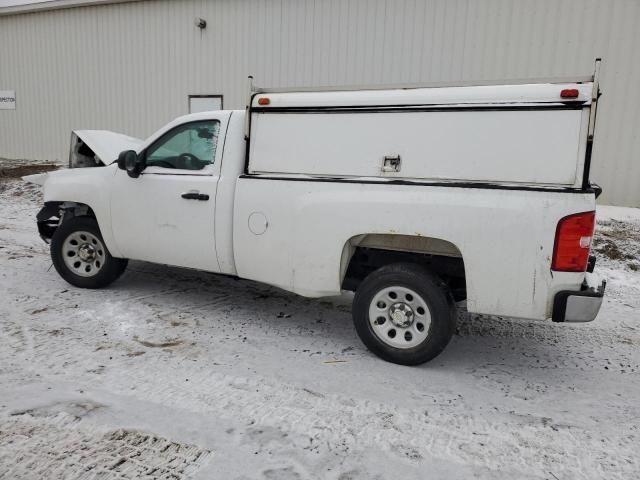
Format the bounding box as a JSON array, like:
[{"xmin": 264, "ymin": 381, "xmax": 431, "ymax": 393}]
[
  {"xmin": 96, "ymin": 361, "xmax": 636, "ymax": 480},
  {"xmin": 457, "ymin": 312, "xmax": 640, "ymax": 348},
  {"xmin": 0, "ymin": 413, "xmax": 212, "ymax": 480}
]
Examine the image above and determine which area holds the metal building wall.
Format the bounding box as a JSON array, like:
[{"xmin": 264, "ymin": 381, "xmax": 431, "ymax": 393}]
[{"xmin": 0, "ymin": 0, "xmax": 639, "ymax": 206}]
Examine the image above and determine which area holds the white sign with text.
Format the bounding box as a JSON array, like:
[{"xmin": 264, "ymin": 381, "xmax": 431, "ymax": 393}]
[{"xmin": 0, "ymin": 91, "xmax": 16, "ymax": 109}]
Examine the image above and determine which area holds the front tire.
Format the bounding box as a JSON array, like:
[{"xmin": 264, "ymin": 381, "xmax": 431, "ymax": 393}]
[
  {"xmin": 50, "ymin": 216, "xmax": 127, "ymax": 289},
  {"xmin": 352, "ymin": 263, "xmax": 456, "ymax": 365}
]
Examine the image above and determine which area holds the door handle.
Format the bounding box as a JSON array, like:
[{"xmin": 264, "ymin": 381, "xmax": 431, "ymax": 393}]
[
  {"xmin": 381, "ymin": 154, "xmax": 401, "ymax": 173},
  {"xmin": 181, "ymin": 191, "xmax": 209, "ymax": 201}
]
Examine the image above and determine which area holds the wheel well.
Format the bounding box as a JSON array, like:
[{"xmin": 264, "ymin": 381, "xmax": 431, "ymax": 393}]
[
  {"xmin": 340, "ymin": 234, "xmax": 467, "ymax": 301},
  {"xmin": 37, "ymin": 201, "xmax": 97, "ymax": 241}
]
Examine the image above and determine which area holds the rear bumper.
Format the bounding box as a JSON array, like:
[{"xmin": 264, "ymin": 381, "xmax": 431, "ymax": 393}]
[{"xmin": 552, "ymin": 273, "xmax": 606, "ymax": 323}]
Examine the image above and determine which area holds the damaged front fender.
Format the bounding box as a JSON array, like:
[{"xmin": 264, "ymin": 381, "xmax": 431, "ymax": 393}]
[
  {"xmin": 22, "ymin": 172, "xmax": 49, "ymax": 186},
  {"xmin": 36, "ymin": 201, "xmax": 96, "ymax": 243}
]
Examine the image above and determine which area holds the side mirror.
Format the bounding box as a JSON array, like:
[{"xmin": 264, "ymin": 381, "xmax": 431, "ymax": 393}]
[{"xmin": 117, "ymin": 150, "xmax": 144, "ymax": 178}]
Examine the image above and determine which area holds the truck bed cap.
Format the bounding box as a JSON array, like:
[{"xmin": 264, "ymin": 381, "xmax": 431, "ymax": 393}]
[{"xmin": 252, "ymin": 83, "xmax": 592, "ymax": 109}]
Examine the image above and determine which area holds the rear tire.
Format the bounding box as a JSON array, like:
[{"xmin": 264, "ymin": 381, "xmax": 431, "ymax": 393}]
[
  {"xmin": 352, "ymin": 263, "xmax": 456, "ymax": 365},
  {"xmin": 50, "ymin": 216, "xmax": 127, "ymax": 289}
]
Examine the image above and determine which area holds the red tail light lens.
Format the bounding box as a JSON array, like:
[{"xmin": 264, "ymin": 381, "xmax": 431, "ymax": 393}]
[
  {"xmin": 552, "ymin": 211, "xmax": 595, "ymax": 272},
  {"xmin": 560, "ymin": 88, "xmax": 580, "ymax": 98}
]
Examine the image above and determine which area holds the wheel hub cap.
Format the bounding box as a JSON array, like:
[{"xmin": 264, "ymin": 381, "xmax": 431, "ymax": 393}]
[
  {"xmin": 389, "ymin": 302, "xmax": 414, "ymax": 327},
  {"xmin": 78, "ymin": 243, "xmax": 96, "ymax": 262}
]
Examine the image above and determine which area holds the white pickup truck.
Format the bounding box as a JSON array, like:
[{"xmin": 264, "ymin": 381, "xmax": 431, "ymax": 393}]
[{"xmin": 26, "ymin": 68, "xmax": 606, "ymax": 365}]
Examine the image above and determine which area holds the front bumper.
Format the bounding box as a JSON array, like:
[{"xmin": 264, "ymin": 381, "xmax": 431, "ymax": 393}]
[{"xmin": 552, "ymin": 273, "xmax": 606, "ymax": 323}]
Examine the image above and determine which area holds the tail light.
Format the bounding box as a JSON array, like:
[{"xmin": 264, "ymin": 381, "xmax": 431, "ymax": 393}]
[
  {"xmin": 552, "ymin": 211, "xmax": 595, "ymax": 272},
  {"xmin": 560, "ymin": 88, "xmax": 580, "ymax": 99}
]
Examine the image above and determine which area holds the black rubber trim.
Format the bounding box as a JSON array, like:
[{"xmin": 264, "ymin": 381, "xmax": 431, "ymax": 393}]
[
  {"xmin": 552, "ymin": 280, "xmax": 606, "ymax": 323},
  {"xmin": 243, "ymin": 92, "xmax": 260, "ymax": 175},
  {"xmin": 581, "ymin": 86, "xmax": 602, "ymax": 191},
  {"xmin": 587, "ymin": 255, "xmax": 596, "ymax": 273},
  {"xmin": 36, "ymin": 203, "xmax": 60, "ymax": 222},
  {"xmin": 238, "ymin": 174, "xmax": 596, "ymax": 194},
  {"xmin": 590, "ymin": 183, "xmax": 603, "ymax": 199},
  {"xmin": 252, "ymin": 103, "xmax": 587, "ymax": 114},
  {"xmin": 36, "ymin": 203, "xmax": 61, "ymax": 242},
  {"xmin": 582, "ymin": 136, "xmax": 594, "ymax": 190}
]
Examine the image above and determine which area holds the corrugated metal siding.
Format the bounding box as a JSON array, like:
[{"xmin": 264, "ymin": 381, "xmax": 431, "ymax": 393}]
[{"xmin": 1, "ymin": 0, "xmax": 639, "ymax": 205}]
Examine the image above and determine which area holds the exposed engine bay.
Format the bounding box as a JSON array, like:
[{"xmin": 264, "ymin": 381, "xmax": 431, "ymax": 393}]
[{"xmin": 69, "ymin": 130, "xmax": 143, "ymax": 168}]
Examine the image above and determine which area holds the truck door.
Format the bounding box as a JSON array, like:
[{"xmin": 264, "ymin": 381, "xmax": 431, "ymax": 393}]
[{"xmin": 110, "ymin": 113, "xmax": 230, "ymax": 272}]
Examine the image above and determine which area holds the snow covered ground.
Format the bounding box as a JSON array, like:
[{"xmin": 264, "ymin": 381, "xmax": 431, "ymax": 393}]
[{"xmin": 0, "ymin": 176, "xmax": 638, "ymax": 480}]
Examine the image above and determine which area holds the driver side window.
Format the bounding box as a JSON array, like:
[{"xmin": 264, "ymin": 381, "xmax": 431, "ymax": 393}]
[{"xmin": 145, "ymin": 120, "xmax": 220, "ymax": 171}]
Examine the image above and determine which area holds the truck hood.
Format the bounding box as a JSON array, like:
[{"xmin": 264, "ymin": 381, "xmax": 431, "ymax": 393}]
[
  {"xmin": 73, "ymin": 130, "xmax": 144, "ymax": 164},
  {"xmin": 22, "ymin": 160, "xmax": 117, "ymax": 188},
  {"xmin": 23, "ymin": 162, "xmax": 116, "ymax": 187},
  {"xmin": 23, "ymin": 130, "xmax": 142, "ymax": 185}
]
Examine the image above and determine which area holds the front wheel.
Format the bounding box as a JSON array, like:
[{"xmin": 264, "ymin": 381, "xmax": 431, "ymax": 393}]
[
  {"xmin": 50, "ymin": 216, "xmax": 128, "ymax": 289},
  {"xmin": 352, "ymin": 263, "xmax": 456, "ymax": 365}
]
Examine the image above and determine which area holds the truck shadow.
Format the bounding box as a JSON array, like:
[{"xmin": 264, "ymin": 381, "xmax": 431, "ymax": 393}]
[
  {"xmin": 113, "ymin": 261, "xmax": 615, "ymax": 373},
  {"xmin": 115, "ymin": 260, "xmax": 359, "ymax": 346}
]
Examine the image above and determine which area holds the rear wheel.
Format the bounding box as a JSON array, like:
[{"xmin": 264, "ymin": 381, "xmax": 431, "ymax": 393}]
[
  {"xmin": 352, "ymin": 263, "xmax": 456, "ymax": 365},
  {"xmin": 51, "ymin": 216, "xmax": 127, "ymax": 289}
]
